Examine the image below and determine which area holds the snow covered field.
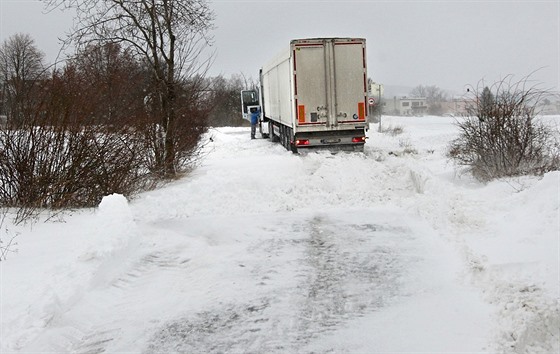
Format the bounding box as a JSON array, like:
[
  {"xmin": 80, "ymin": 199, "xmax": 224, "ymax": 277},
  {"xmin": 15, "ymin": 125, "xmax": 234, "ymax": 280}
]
[{"xmin": 1, "ymin": 116, "xmax": 558, "ymax": 353}]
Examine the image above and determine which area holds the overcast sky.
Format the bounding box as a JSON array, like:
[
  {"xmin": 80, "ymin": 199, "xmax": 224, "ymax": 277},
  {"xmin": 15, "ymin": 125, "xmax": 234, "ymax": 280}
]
[{"xmin": 1, "ymin": 0, "xmax": 558, "ymax": 94}]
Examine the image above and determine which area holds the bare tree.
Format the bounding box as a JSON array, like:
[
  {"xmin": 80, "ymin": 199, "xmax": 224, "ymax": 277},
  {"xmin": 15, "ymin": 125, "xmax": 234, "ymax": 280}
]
[
  {"xmin": 479, "ymin": 86, "xmax": 494, "ymax": 121},
  {"xmin": 207, "ymin": 74, "xmax": 253, "ymax": 127},
  {"xmin": 410, "ymin": 84, "xmax": 448, "ymax": 115},
  {"xmin": 410, "ymin": 85, "xmax": 427, "ymax": 98},
  {"xmin": 0, "ymin": 33, "xmax": 46, "ymax": 125},
  {"xmin": 66, "ymin": 42, "xmax": 149, "ymax": 126},
  {"xmin": 45, "ymin": 0, "xmax": 215, "ymax": 177}
]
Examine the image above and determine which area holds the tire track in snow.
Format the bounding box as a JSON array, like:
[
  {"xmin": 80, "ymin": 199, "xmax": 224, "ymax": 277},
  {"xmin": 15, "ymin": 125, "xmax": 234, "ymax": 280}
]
[
  {"xmin": 143, "ymin": 212, "xmax": 416, "ymax": 353},
  {"xmin": 70, "ymin": 245, "xmax": 194, "ymax": 353},
  {"xmin": 72, "ymin": 328, "xmax": 119, "ymax": 354},
  {"xmin": 109, "ymin": 250, "xmax": 191, "ymax": 289},
  {"xmin": 290, "ymin": 215, "xmax": 408, "ymax": 350},
  {"xmin": 295, "ymin": 216, "xmax": 400, "ymax": 336},
  {"xmin": 22, "ymin": 231, "xmax": 195, "ymax": 354}
]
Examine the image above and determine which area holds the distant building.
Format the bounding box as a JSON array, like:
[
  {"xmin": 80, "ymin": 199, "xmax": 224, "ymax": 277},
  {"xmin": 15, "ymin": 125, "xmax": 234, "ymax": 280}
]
[
  {"xmin": 440, "ymin": 96, "xmax": 560, "ymax": 117},
  {"xmin": 538, "ymin": 99, "xmax": 560, "ymax": 115},
  {"xmin": 440, "ymin": 98, "xmax": 472, "ymax": 116},
  {"xmin": 386, "ymin": 96, "xmax": 428, "ymax": 116}
]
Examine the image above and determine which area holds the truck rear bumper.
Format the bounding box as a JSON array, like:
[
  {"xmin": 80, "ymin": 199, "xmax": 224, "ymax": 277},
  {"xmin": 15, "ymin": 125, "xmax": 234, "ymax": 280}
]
[{"xmin": 293, "ymin": 129, "xmax": 367, "ymax": 149}]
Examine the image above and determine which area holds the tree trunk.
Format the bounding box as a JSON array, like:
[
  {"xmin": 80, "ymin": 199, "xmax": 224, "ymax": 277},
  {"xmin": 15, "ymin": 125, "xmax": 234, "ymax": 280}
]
[{"xmin": 164, "ymin": 81, "xmax": 176, "ymax": 177}]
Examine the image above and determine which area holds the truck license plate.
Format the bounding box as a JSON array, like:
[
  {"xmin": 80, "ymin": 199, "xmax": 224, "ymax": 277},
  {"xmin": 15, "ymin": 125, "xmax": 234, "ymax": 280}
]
[{"xmin": 322, "ymin": 138, "xmax": 341, "ymax": 144}]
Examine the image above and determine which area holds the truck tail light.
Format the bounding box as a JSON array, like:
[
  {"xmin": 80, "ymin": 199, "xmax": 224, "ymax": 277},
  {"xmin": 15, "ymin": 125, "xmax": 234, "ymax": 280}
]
[
  {"xmin": 295, "ymin": 139, "xmax": 310, "ymax": 146},
  {"xmin": 352, "ymin": 136, "xmax": 366, "ymax": 143}
]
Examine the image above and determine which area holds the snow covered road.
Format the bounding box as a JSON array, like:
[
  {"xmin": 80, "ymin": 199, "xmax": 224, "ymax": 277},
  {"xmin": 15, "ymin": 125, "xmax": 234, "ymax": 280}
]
[
  {"xmin": 2, "ymin": 118, "xmax": 558, "ymax": 353},
  {"xmin": 139, "ymin": 210, "xmax": 490, "ymax": 353}
]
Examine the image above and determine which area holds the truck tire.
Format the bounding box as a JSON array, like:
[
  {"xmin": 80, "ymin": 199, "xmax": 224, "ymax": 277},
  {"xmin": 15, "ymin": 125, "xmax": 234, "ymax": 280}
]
[
  {"xmin": 283, "ymin": 126, "xmax": 290, "ymax": 151},
  {"xmin": 279, "ymin": 125, "xmax": 286, "ymax": 149},
  {"xmin": 269, "ymin": 121, "xmax": 278, "ymax": 142},
  {"xmin": 287, "ymin": 127, "xmax": 297, "ymax": 153}
]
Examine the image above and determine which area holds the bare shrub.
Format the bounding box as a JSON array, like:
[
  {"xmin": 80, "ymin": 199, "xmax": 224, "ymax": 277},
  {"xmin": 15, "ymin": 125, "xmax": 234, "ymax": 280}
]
[
  {"xmin": 380, "ymin": 124, "xmax": 404, "ymax": 136},
  {"xmin": 0, "ymin": 211, "xmax": 19, "ymax": 261},
  {"xmin": 447, "ymin": 76, "xmax": 560, "ymax": 181},
  {"xmin": 0, "ymin": 60, "xmax": 153, "ymax": 221},
  {"xmin": 397, "ymin": 138, "xmax": 417, "ymax": 155},
  {"xmin": 0, "ymin": 124, "xmax": 149, "ymax": 219}
]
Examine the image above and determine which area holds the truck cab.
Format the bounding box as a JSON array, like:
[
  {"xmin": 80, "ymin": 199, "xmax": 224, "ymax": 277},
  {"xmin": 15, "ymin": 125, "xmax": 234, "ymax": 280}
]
[
  {"xmin": 241, "ymin": 89, "xmax": 269, "ymax": 138},
  {"xmin": 240, "ymin": 90, "xmax": 260, "ymax": 121}
]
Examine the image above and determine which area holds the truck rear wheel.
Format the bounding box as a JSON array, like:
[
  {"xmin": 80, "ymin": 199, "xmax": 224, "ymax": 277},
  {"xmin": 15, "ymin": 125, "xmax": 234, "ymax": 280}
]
[
  {"xmin": 269, "ymin": 121, "xmax": 278, "ymax": 142},
  {"xmin": 282, "ymin": 125, "xmax": 292, "ymax": 151}
]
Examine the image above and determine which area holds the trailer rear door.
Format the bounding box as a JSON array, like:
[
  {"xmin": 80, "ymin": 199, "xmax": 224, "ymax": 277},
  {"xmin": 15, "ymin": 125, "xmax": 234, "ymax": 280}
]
[{"xmin": 292, "ymin": 38, "xmax": 367, "ymax": 128}]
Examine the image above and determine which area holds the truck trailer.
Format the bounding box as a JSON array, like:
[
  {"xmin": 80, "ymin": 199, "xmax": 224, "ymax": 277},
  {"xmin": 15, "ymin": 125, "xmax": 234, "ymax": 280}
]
[{"xmin": 241, "ymin": 37, "xmax": 369, "ymax": 152}]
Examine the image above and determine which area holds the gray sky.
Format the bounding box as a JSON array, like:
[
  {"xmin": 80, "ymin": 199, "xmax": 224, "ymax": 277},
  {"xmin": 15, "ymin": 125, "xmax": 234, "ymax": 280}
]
[{"xmin": 1, "ymin": 0, "xmax": 559, "ymax": 94}]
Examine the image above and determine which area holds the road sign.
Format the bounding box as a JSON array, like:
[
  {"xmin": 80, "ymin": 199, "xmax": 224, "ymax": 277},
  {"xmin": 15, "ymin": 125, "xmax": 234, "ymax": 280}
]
[{"xmin": 368, "ymin": 97, "xmax": 375, "ymax": 106}]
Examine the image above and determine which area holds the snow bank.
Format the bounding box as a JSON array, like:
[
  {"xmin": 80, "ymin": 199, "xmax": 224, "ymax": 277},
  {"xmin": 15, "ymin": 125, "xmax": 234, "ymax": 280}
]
[
  {"xmin": 1, "ymin": 194, "xmax": 137, "ymax": 352},
  {"xmin": 464, "ymin": 172, "xmax": 560, "ymax": 353},
  {"xmin": 377, "ymin": 116, "xmax": 560, "ymax": 353}
]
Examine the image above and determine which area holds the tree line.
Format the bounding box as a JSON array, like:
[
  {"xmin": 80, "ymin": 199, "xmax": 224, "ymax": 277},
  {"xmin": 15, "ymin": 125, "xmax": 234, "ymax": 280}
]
[{"xmin": 0, "ymin": 35, "xmax": 250, "ymax": 130}]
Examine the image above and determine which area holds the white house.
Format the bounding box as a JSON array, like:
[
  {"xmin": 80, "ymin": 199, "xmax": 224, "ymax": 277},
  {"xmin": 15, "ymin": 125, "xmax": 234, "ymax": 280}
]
[{"xmin": 386, "ymin": 96, "xmax": 428, "ymax": 116}]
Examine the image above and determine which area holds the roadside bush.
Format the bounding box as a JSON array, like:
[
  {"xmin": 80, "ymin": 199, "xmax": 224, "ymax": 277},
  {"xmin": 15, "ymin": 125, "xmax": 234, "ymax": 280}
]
[
  {"xmin": 448, "ymin": 77, "xmax": 560, "ymax": 181},
  {"xmin": 380, "ymin": 124, "xmax": 404, "ymax": 136},
  {"xmin": 0, "ymin": 124, "xmax": 149, "ymax": 222},
  {"xmin": 0, "ymin": 42, "xmax": 211, "ymax": 223}
]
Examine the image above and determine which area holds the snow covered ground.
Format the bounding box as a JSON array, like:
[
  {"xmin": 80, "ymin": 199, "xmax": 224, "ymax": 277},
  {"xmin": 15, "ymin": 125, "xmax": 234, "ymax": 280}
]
[{"xmin": 1, "ymin": 116, "xmax": 558, "ymax": 353}]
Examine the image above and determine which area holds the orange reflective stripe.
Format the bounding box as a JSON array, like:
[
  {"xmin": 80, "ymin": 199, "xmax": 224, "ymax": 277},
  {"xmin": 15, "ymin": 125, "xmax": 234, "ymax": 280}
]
[
  {"xmin": 358, "ymin": 102, "xmax": 366, "ymax": 121},
  {"xmin": 298, "ymin": 105, "xmax": 306, "ymax": 123}
]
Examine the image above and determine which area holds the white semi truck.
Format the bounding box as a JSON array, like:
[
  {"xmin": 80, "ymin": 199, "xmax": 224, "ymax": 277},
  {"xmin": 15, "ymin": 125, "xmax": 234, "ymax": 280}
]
[{"xmin": 241, "ymin": 37, "xmax": 369, "ymax": 152}]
